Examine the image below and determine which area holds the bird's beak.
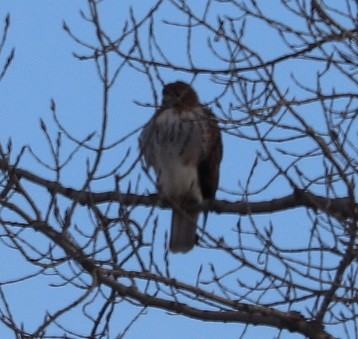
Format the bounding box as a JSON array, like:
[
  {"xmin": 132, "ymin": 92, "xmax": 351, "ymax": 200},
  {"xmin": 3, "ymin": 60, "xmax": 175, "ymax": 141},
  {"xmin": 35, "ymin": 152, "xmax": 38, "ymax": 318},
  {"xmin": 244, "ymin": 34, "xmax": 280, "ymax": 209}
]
[{"xmin": 162, "ymin": 94, "xmax": 175, "ymax": 107}]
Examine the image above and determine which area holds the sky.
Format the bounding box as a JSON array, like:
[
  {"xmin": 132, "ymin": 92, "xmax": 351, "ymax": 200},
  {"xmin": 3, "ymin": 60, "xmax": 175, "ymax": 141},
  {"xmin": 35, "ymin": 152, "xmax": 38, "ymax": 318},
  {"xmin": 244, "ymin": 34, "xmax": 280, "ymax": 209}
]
[{"xmin": 0, "ymin": 1, "xmax": 356, "ymax": 338}]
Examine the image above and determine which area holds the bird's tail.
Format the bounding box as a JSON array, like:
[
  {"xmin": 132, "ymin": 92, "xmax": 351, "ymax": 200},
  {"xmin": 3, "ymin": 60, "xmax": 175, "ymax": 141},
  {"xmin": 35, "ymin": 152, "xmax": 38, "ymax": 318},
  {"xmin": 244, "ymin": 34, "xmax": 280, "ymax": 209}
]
[{"xmin": 169, "ymin": 209, "xmax": 198, "ymax": 253}]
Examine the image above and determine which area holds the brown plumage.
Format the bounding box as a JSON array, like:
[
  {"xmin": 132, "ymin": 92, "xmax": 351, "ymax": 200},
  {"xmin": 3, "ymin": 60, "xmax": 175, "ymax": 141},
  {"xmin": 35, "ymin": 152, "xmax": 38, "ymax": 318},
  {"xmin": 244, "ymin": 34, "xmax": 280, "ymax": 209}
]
[{"xmin": 140, "ymin": 81, "xmax": 222, "ymax": 253}]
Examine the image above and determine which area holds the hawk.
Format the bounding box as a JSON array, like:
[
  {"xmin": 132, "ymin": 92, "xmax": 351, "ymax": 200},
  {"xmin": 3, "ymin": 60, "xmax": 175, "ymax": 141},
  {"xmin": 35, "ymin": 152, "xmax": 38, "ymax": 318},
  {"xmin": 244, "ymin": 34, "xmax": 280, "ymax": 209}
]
[{"xmin": 140, "ymin": 81, "xmax": 222, "ymax": 253}]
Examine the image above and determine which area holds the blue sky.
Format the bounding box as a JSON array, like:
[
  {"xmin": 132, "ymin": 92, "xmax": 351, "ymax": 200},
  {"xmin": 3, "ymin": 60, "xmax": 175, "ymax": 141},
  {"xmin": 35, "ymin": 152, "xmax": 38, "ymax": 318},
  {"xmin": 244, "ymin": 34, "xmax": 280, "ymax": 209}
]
[{"xmin": 0, "ymin": 1, "xmax": 356, "ymax": 338}]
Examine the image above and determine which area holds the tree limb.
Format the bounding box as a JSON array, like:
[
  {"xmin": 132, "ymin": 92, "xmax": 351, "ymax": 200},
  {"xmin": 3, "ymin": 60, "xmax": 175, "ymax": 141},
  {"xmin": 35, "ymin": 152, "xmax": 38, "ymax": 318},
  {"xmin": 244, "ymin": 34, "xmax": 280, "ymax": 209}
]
[{"xmin": 1, "ymin": 160, "xmax": 355, "ymax": 221}]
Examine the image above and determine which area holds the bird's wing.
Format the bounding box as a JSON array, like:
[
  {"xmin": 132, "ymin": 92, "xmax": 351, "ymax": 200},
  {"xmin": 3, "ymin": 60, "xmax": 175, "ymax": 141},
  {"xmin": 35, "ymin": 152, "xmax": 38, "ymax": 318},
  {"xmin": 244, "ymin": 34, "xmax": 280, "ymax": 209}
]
[{"xmin": 198, "ymin": 107, "xmax": 223, "ymax": 200}]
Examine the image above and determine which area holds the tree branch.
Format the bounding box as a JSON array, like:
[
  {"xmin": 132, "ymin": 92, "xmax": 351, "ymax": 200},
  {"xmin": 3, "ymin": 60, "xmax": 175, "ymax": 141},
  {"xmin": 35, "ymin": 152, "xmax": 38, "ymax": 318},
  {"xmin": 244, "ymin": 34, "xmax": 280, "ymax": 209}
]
[
  {"xmin": 1, "ymin": 160, "xmax": 355, "ymax": 221},
  {"xmin": 28, "ymin": 217, "xmax": 333, "ymax": 339}
]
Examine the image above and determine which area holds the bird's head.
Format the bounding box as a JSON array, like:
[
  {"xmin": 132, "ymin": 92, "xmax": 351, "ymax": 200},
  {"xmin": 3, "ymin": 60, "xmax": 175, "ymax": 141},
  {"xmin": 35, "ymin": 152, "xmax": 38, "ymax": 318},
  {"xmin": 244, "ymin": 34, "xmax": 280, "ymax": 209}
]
[{"xmin": 162, "ymin": 81, "xmax": 199, "ymax": 108}]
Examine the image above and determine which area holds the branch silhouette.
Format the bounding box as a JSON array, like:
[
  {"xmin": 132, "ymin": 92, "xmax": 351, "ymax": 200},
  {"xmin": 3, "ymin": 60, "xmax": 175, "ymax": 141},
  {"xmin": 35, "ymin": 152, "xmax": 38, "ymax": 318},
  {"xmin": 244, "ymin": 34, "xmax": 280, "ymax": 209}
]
[{"xmin": 1, "ymin": 159, "xmax": 355, "ymax": 221}]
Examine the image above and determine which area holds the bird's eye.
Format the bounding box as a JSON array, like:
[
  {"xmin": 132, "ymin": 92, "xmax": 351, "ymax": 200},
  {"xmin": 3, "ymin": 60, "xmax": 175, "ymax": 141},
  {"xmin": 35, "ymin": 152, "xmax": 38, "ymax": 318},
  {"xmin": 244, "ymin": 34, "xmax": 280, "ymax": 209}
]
[{"xmin": 170, "ymin": 89, "xmax": 178, "ymax": 97}]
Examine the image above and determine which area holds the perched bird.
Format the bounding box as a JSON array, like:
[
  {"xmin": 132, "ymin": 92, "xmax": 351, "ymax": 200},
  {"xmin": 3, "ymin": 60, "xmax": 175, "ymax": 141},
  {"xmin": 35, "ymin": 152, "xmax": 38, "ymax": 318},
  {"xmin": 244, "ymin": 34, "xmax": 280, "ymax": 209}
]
[{"xmin": 140, "ymin": 81, "xmax": 222, "ymax": 253}]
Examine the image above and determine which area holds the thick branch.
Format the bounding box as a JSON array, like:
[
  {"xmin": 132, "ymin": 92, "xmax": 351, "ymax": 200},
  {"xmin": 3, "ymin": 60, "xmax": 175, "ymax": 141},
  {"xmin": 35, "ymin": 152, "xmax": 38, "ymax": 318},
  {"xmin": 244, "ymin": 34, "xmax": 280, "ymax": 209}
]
[
  {"xmin": 100, "ymin": 271, "xmax": 333, "ymax": 339},
  {"xmin": 1, "ymin": 161, "xmax": 355, "ymax": 220},
  {"xmin": 30, "ymin": 217, "xmax": 333, "ymax": 339}
]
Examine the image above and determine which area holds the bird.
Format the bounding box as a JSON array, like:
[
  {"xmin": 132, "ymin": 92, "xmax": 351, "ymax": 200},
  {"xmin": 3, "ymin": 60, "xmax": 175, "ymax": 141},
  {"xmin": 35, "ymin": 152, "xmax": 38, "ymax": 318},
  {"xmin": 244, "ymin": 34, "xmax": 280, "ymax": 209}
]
[{"xmin": 139, "ymin": 81, "xmax": 222, "ymax": 253}]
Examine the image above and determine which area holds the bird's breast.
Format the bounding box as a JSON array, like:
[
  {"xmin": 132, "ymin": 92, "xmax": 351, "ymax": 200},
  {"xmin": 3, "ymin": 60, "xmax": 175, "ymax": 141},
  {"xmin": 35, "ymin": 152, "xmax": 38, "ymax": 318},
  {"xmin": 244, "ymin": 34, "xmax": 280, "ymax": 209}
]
[{"xmin": 152, "ymin": 108, "xmax": 206, "ymax": 201}]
